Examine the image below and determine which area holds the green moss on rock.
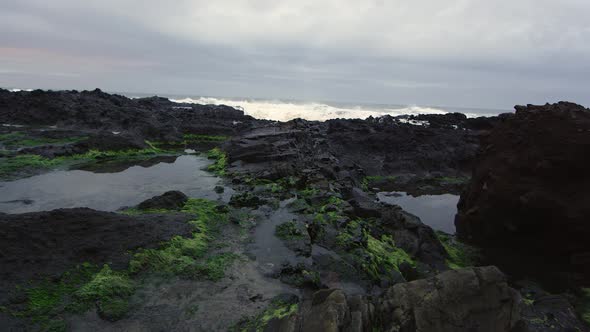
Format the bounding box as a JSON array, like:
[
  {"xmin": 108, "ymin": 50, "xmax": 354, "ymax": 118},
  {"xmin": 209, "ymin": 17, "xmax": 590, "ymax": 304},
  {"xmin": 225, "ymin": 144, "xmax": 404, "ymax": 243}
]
[
  {"xmin": 0, "ymin": 147, "xmax": 167, "ymax": 180},
  {"xmin": 207, "ymin": 148, "xmax": 227, "ymax": 176},
  {"xmin": 7, "ymin": 263, "xmax": 136, "ymax": 328},
  {"xmin": 362, "ymin": 235, "xmax": 415, "ymax": 280},
  {"xmin": 234, "ymin": 296, "xmax": 299, "ymax": 332},
  {"xmin": 75, "ymin": 265, "xmax": 135, "ymax": 321},
  {"xmin": 275, "ymin": 221, "xmax": 305, "ymax": 240},
  {"xmin": 129, "ymin": 198, "xmax": 231, "ymax": 277},
  {"xmin": 436, "ymin": 231, "xmax": 480, "ymax": 269},
  {"xmin": 183, "ymin": 134, "xmax": 228, "ymax": 142},
  {"xmin": 361, "ymin": 175, "xmax": 397, "ymax": 191},
  {"xmin": 0, "ymin": 132, "xmax": 86, "ymax": 148}
]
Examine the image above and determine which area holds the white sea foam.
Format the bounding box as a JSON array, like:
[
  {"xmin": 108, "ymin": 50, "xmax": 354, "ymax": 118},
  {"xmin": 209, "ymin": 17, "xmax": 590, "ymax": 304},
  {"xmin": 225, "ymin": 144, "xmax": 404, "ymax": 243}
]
[
  {"xmin": 170, "ymin": 97, "xmax": 451, "ymax": 122},
  {"xmin": 8, "ymin": 88, "xmax": 33, "ymax": 92}
]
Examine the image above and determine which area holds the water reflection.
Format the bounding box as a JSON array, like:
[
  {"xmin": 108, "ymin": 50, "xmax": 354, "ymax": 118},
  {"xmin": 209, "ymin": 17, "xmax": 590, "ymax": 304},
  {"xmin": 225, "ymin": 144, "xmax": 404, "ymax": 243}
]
[
  {"xmin": 0, "ymin": 155, "xmax": 232, "ymax": 213},
  {"xmin": 377, "ymin": 191, "xmax": 459, "ymax": 233}
]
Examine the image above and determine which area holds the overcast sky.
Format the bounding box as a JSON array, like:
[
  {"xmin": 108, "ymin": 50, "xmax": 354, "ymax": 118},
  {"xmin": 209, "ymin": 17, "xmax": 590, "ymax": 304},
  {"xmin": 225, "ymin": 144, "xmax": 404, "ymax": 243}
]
[{"xmin": 1, "ymin": 0, "xmax": 589, "ymax": 111}]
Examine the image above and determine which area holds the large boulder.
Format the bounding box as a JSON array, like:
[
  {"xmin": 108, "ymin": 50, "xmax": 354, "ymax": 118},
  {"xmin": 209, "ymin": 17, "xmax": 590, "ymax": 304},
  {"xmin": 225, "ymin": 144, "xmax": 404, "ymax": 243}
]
[
  {"xmin": 455, "ymin": 102, "xmax": 590, "ymax": 285},
  {"xmin": 375, "ymin": 266, "xmax": 520, "ymax": 332},
  {"xmin": 271, "ymin": 266, "xmax": 520, "ymax": 332}
]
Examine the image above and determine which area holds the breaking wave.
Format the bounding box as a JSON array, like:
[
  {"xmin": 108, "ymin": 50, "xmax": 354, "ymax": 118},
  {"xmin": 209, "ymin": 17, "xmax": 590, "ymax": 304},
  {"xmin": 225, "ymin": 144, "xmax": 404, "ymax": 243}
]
[{"xmin": 170, "ymin": 97, "xmax": 453, "ymax": 122}]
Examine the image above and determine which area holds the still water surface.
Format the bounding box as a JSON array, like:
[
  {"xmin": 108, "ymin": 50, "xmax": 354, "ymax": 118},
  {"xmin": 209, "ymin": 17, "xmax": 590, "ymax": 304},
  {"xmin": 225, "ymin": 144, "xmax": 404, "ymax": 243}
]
[
  {"xmin": 377, "ymin": 191, "xmax": 459, "ymax": 233},
  {"xmin": 0, "ymin": 155, "xmax": 231, "ymax": 213}
]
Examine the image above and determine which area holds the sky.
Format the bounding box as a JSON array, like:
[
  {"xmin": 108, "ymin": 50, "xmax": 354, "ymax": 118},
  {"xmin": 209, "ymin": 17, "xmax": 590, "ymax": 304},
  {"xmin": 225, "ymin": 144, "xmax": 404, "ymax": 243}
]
[{"xmin": 1, "ymin": 0, "xmax": 590, "ymax": 111}]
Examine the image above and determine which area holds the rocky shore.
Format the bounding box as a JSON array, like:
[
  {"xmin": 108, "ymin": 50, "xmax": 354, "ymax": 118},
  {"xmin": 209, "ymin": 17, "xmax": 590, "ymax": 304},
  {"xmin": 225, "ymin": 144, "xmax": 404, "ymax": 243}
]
[{"xmin": 0, "ymin": 89, "xmax": 588, "ymax": 331}]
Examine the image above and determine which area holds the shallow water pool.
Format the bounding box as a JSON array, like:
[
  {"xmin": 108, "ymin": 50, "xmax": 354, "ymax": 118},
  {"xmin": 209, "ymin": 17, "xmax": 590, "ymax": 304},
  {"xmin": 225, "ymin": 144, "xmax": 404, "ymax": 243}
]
[
  {"xmin": 377, "ymin": 191, "xmax": 459, "ymax": 233},
  {"xmin": 0, "ymin": 155, "xmax": 231, "ymax": 213}
]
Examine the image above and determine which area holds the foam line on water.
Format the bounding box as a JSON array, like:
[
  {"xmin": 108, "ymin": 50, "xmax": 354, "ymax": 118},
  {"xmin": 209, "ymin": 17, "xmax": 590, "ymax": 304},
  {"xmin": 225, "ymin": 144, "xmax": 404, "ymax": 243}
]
[{"xmin": 170, "ymin": 97, "xmax": 454, "ymax": 122}]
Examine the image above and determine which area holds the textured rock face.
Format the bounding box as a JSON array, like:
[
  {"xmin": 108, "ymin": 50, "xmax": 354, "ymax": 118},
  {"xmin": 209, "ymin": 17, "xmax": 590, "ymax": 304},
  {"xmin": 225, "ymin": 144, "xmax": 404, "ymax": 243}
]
[
  {"xmin": 301, "ymin": 289, "xmax": 354, "ymax": 332},
  {"xmin": 0, "ymin": 88, "xmax": 258, "ymax": 140},
  {"xmin": 224, "ymin": 114, "xmax": 482, "ymax": 192},
  {"xmin": 274, "ymin": 267, "xmax": 520, "ymax": 332},
  {"xmin": 0, "ymin": 208, "xmax": 193, "ymax": 300},
  {"xmin": 375, "ymin": 266, "xmax": 520, "ymax": 332},
  {"xmin": 137, "ymin": 190, "xmax": 189, "ymax": 210},
  {"xmin": 455, "ymin": 102, "xmax": 590, "ymax": 285}
]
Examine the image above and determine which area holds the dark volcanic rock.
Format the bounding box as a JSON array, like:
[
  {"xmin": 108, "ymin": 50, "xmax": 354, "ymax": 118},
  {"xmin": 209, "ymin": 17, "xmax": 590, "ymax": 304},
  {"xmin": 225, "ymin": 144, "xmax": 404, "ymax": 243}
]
[
  {"xmin": 0, "ymin": 208, "xmax": 193, "ymax": 302},
  {"xmin": 224, "ymin": 113, "xmax": 482, "ymax": 193},
  {"xmin": 455, "ymin": 102, "xmax": 590, "ymax": 286},
  {"xmin": 0, "ymin": 88, "xmax": 259, "ymax": 141},
  {"xmin": 273, "ymin": 266, "xmax": 521, "ymax": 332},
  {"xmin": 514, "ymin": 282, "xmax": 589, "ymax": 332},
  {"xmin": 375, "ymin": 266, "xmax": 520, "ymax": 332},
  {"xmin": 137, "ymin": 191, "xmax": 189, "ymax": 211}
]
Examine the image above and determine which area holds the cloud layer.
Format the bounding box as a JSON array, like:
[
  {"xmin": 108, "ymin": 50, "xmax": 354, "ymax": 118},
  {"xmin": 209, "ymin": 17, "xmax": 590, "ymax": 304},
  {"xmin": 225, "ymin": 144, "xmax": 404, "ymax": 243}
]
[{"xmin": 1, "ymin": 0, "xmax": 589, "ymax": 111}]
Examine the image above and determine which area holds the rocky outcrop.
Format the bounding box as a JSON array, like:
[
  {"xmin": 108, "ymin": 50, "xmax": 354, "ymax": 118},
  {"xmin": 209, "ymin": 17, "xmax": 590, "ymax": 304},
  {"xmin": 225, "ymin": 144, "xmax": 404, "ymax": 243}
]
[
  {"xmin": 455, "ymin": 102, "xmax": 590, "ymax": 286},
  {"xmin": 137, "ymin": 191, "xmax": 189, "ymax": 210},
  {"xmin": 274, "ymin": 266, "xmax": 520, "ymax": 332},
  {"xmin": 375, "ymin": 266, "xmax": 520, "ymax": 332},
  {"xmin": 514, "ymin": 281, "xmax": 589, "ymax": 332},
  {"xmin": 0, "ymin": 88, "xmax": 259, "ymax": 141},
  {"xmin": 224, "ymin": 114, "xmax": 481, "ymax": 188}
]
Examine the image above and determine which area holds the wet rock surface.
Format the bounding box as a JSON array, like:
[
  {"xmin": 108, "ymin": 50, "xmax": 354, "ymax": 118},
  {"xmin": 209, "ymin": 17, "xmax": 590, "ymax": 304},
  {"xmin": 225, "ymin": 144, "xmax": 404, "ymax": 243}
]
[
  {"xmin": 375, "ymin": 266, "xmax": 520, "ymax": 332},
  {"xmin": 456, "ymin": 102, "xmax": 590, "ymax": 287},
  {"xmin": 224, "ymin": 114, "xmax": 482, "ymax": 187},
  {"xmin": 137, "ymin": 190, "xmax": 189, "ymax": 211},
  {"xmin": 273, "ymin": 267, "xmax": 521, "ymax": 332},
  {"xmin": 0, "ymin": 208, "xmax": 193, "ymax": 299}
]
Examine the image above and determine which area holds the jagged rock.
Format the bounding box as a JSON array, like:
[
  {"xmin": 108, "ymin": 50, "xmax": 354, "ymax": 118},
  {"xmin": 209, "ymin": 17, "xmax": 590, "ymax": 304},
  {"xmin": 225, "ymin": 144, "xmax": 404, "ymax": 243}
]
[
  {"xmin": 276, "ymin": 263, "xmax": 321, "ymax": 288},
  {"xmin": 224, "ymin": 113, "xmax": 481, "ymax": 188},
  {"xmin": 301, "ymin": 289, "xmax": 353, "ymax": 332},
  {"xmin": 137, "ymin": 191, "xmax": 188, "ymax": 210},
  {"xmin": 514, "ymin": 282, "xmax": 588, "ymax": 332},
  {"xmin": 347, "ymin": 187, "xmax": 382, "ymax": 218},
  {"xmin": 0, "ymin": 89, "xmax": 257, "ymax": 140},
  {"xmin": 375, "ymin": 266, "xmax": 520, "ymax": 332},
  {"xmin": 456, "ymin": 102, "xmax": 590, "ymax": 285}
]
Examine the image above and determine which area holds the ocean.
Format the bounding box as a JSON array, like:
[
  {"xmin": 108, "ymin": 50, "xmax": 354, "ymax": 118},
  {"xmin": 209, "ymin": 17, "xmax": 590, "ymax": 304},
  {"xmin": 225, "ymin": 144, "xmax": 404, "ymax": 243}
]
[{"xmin": 165, "ymin": 96, "xmax": 504, "ymax": 122}]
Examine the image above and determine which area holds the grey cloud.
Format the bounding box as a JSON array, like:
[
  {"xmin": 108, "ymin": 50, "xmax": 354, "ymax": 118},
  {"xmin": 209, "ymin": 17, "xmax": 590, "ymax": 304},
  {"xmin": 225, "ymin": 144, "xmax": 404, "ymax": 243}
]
[{"xmin": 1, "ymin": 0, "xmax": 589, "ymax": 111}]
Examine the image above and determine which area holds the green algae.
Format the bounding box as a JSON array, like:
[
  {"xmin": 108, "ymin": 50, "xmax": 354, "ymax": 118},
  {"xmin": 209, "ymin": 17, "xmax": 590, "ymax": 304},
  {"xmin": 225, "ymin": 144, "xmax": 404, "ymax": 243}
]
[
  {"xmin": 361, "ymin": 175, "xmax": 397, "ymax": 191},
  {"xmin": 183, "ymin": 134, "xmax": 228, "ymax": 142},
  {"xmin": 15, "ymin": 263, "xmax": 135, "ymax": 325},
  {"xmin": 335, "ymin": 219, "xmax": 363, "ymax": 249},
  {"xmin": 299, "ymin": 187, "xmax": 319, "ymax": 198},
  {"xmin": 233, "ymin": 297, "xmax": 299, "ymax": 332},
  {"xmin": 118, "ymin": 207, "xmax": 172, "ymax": 215},
  {"xmin": 437, "ymin": 176, "xmax": 469, "ymax": 185},
  {"xmin": 275, "ymin": 221, "xmax": 305, "ymax": 240},
  {"xmin": 436, "ymin": 231, "xmax": 480, "ymax": 269},
  {"xmin": 362, "ymin": 234, "xmax": 415, "ymax": 280},
  {"xmin": 0, "ymin": 147, "xmax": 167, "ymax": 180},
  {"xmin": 189, "ymin": 253, "xmax": 241, "ymax": 281},
  {"xmin": 207, "ymin": 148, "xmax": 227, "ymax": 176},
  {"xmin": 0, "ymin": 132, "xmax": 86, "ymax": 148},
  {"xmin": 128, "ymin": 198, "xmax": 231, "ymax": 277},
  {"xmin": 75, "ymin": 265, "xmax": 135, "ymax": 321},
  {"xmin": 6, "ymin": 263, "xmax": 102, "ymax": 329},
  {"xmin": 0, "ymin": 154, "xmax": 63, "ymax": 178}
]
